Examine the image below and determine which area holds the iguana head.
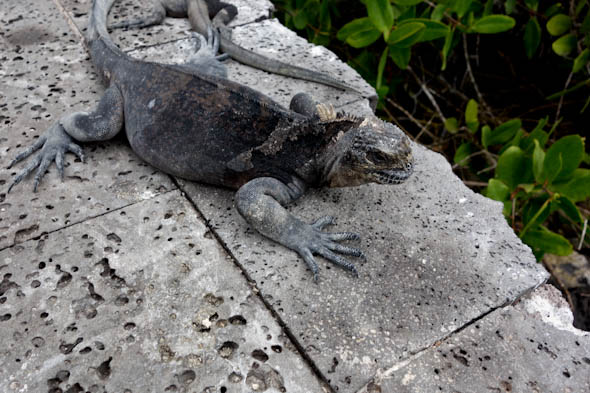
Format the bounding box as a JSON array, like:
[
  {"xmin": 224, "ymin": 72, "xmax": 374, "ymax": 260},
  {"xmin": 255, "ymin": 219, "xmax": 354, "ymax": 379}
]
[{"xmin": 321, "ymin": 117, "xmax": 414, "ymax": 188}]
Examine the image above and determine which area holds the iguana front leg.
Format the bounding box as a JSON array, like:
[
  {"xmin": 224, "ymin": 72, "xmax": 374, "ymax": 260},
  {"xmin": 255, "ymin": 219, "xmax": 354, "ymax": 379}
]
[
  {"xmin": 7, "ymin": 85, "xmax": 124, "ymax": 192},
  {"xmin": 236, "ymin": 177, "xmax": 363, "ymax": 281}
]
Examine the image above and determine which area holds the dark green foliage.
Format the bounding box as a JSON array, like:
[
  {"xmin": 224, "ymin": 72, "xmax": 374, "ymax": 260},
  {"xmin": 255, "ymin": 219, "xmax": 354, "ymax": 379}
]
[{"xmin": 273, "ymin": 0, "xmax": 589, "ymax": 259}]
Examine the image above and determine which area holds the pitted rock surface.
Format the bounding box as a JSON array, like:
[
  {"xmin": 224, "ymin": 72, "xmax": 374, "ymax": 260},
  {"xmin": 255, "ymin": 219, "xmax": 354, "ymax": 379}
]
[
  {"xmin": 2, "ymin": 1, "xmax": 582, "ymax": 392},
  {"xmin": 61, "ymin": 0, "xmax": 275, "ymax": 52},
  {"xmin": 179, "ymin": 142, "xmax": 549, "ymax": 390},
  {"xmin": 0, "ymin": 0, "xmax": 174, "ymax": 249},
  {"xmin": 368, "ymin": 284, "xmax": 590, "ymax": 392},
  {"xmin": 0, "ymin": 191, "xmax": 325, "ymax": 392}
]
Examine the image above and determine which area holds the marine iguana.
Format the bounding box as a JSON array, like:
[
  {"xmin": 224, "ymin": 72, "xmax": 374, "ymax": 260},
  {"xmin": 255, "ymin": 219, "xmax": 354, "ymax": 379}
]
[
  {"xmin": 7, "ymin": 0, "xmax": 414, "ymax": 280},
  {"xmin": 109, "ymin": 0, "xmax": 364, "ymax": 95}
]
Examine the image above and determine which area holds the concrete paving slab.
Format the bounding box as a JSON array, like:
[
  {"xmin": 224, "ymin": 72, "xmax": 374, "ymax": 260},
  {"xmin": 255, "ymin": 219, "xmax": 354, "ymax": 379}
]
[
  {"xmin": 178, "ymin": 140, "xmax": 549, "ymax": 391},
  {"xmin": 60, "ymin": 0, "xmax": 274, "ymax": 52},
  {"xmin": 368, "ymin": 284, "xmax": 590, "ymax": 392},
  {"xmin": 127, "ymin": 28, "xmax": 371, "ymax": 109},
  {"xmin": 0, "ymin": 0, "xmax": 174, "ymax": 249},
  {"xmin": 0, "ymin": 191, "xmax": 327, "ymax": 392}
]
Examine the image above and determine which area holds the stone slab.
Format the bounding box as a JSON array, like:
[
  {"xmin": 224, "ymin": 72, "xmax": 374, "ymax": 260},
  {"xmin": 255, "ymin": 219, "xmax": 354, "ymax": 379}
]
[
  {"xmin": 128, "ymin": 25, "xmax": 372, "ymax": 109},
  {"xmin": 368, "ymin": 284, "xmax": 590, "ymax": 392},
  {"xmin": 60, "ymin": 0, "xmax": 274, "ymax": 52},
  {"xmin": 0, "ymin": 191, "xmax": 326, "ymax": 392},
  {"xmin": 0, "ymin": 0, "xmax": 175, "ymax": 250},
  {"xmin": 178, "ymin": 140, "xmax": 549, "ymax": 391}
]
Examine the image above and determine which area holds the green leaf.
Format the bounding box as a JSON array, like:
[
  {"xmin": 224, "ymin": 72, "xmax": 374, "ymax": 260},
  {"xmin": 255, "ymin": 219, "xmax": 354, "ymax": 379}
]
[
  {"xmin": 551, "ymin": 169, "xmax": 590, "ymax": 202},
  {"xmin": 552, "ymin": 34, "xmax": 577, "ymax": 57},
  {"xmin": 532, "ymin": 140, "xmax": 545, "ymax": 183},
  {"xmin": 389, "ymin": 46, "xmax": 412, "ymax": 69},
  {"xmin": 546, "ymin": 14, "xmax": 572, "ymax": 36},
  {"xmin": 483, "ymin": 118, "xmax": 521, "ymax": 147},
  {"xmin": 452, "ymin": 0, "xmax": 473, "ymax": 18},
  {"xmin": 573, "ymin": 49, "xmax": 590, "ymax": 72},
  {"xmin": 366, "ymin": 0, "xmax": 394, "ymax": 39},
  {"xmin": 524, "ymin": 0, "xmax": 539, "ymax": 11},
  {"xmin": 520, "ymin": 116, "xmax": 549, "ymax": 152},
  {"xmin": 465, "ymin": 99, "xmax": 478, "ymax": 123},
  {"xmin": 544, "ymin": 135, "xmax": 585, "ymax": 181},
  {"xmin": 471, "ymin": 15, "xmax": 516, "ymax": 34},
  {"xmin": 431, "ymin": 4, "xmax": 447, "ymax": 21},
  {"xmin": 555, "ymin": 195, "xmax": 584, "ymax": 223},
  {"xmin": 505, "ymin": 0, "xmax": 516, "ymax": 14},
  {"xmin": 454, "ymin": 142, "xmax": 475, "ymax": 167},
  {"xmin": 481, "ymin": 125, "xmax": 492, "ymax": 149},
  {"xmin": 496, "ymin": 146, "xmax": 534, "ymax": 190},
  {"xmin": 522, "ymin": 196, "xmax": 552, "ymax": 230},
  {"xmin": 545, "ymin": 3, "xmax": 565, "ymax": 18},
  {"xmin": 338, "ymin": 17, "xmax": 376, "ymax": 40},
  {"xmin": 393, "ymin": 0, "xmax": 423, "ymax": 5},
  {"xmin": 444, "ymin": 117, "xmax": 459, "ymax": 133},
  {"xmin": 522, "ymin": 227, "xmax": 573, "ymax": 256},
  {"xmin": 524, "ymin": 17, "xmax": 541, "ymax": 58},
  {"xmin": 388, "ymin": 22, "xmax": 426, "ymax": 47},
  {"xmin": 483, "ymin": 0, "xmax": 494, "ymax": 16},
  {"xmin": 293, "ymin": 10, "xmax": 308, "ymax": 30},
  {"xmin": 399, "ymin": 18, "xmax": 450, "ymax": 41},
  {"xmin": 441, "ymin": 27, "xmax": 455, "ymax": 70},
  {"xmin": 376, "ymin": 46, "xmax": 389, "ymax": 89},
  {"xmin": 542, "ymin": 151, "xmax": 562, "ymax": 184},
  {"xmin": 486, "ymin": 178, "xmax": 510, "ymax": 201}
]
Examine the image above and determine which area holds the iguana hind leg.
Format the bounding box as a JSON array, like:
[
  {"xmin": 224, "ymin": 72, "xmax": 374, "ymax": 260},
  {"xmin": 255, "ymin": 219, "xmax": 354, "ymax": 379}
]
[
  {"xmin": 7, "ymin": 85, "xmax": 124, "ymax": 192},
  {"xmin": 236, "ymin": 177, "xmax": 364, "ymax": 281},
  {"xmin": 185, "ymin": 27, "xmax": 228, "ymax": 77}
]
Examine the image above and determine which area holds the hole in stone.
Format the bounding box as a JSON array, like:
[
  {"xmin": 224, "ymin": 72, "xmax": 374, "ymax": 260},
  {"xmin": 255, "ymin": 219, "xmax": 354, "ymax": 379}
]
[
  {"xmin": 96, "ymin": 357, "xmax": 112, "ymax": 379},
  {"xmin": 251, "ymin": 349, "xmax": 268, "ymax": 362},
  {"xmin": 40, "ymin": 312, "xmax": 48, "ymax": 318},
  {"xmin": 115, "ymin": 295, "xmax": 129, "ymax": 306},
  {"xmin": 218, "ymin": 341, "xmax": 238, "ymax": 359},
  {"xmin": 178, "ymin": 370, "xmax": 196, "ymax": 385},
  {"xmin": 31, "ymin": 280, "xmax": 40, "ymax": 288},
  {"xmin": 228, "ymin": 315, "xmax": 246, "ymax": 325},
  {"xmin": 271, "ymin": 345, "xmax": 282, "ymax": 353},
  {"xmin": 56, "ymin": 370, "xmax": 70, "ymax": 382},
  {"xmin": 80, "ymin": 346, "xmax": 92, "ymax": 354},
  {"xmin": 228, "ymin": 372, "xmax": 243, "ymax": 383},
  {"xmin": 95, "ymin": 341, "xmax": 105, "ymax": 350},
  {"xmin": 124, "ymin": 322, "xmax": 136, "ymax": 330},
  {"xmin": 1, "ymin": 313, "xmax": 12, "ymax": 321},
  {"xmin": 32, "ymin": 337, "xmax": 45, "ymax": 347},
  {"xmin": 56, "ymin": 273, "xmax": 72, "ymax": 289},
  {"xmin": 38, "ymin": 262, "xmax": 46, "ymax": 269},
  {"xmin": 164, "ymin": 385, "xmax": 177, "ymax": 392}
]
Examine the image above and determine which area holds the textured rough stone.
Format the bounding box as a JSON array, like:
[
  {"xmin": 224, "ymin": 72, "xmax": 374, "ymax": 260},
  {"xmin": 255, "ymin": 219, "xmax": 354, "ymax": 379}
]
[
  {"xmin": 60, "ymin": 0, "xmax": 274, "ymax": 51},
  {"xmin": 366, "ymin": 284, "xmax": 590, "ymax": 393},
  {"xmin": 178, "ymin": 140, "xmax": 549, "ymax": 391},
  {"xmin": 0, "ymin": 0, "xmax": 174, "ymax": 250},
  {"xmin": 128, "ymin": 25, "xmax": 372, "ymax": 109},
  {"xmin": 0, "ymin": 191, "xmax": 326, "ymax": 392}
]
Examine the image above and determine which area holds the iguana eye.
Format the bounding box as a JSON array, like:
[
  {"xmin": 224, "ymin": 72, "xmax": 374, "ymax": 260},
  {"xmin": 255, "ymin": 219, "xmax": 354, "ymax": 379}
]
[{"xmin": 367, "ymin": 151, "xmax": 388, "ymax": 164}]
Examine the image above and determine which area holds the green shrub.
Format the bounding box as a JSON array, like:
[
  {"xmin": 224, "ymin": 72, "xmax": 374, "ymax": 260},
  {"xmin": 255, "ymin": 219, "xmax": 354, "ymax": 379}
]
[{"xmin": 274, "ymin": 0, "xmax": 590, "ymax": 258}]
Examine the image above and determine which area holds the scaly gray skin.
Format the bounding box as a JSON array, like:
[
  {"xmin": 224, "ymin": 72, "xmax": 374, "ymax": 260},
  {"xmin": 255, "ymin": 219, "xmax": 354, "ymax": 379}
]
[
  {"xmin": 109, "ymin": 0, "xmax": 365, "ymax": 95},
  {"xmin": 7, "ymin": 0, "xmax": 414, "ymax": 281}
]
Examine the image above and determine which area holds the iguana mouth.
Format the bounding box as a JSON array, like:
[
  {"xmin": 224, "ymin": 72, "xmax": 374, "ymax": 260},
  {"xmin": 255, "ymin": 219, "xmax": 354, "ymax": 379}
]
[{"xmin": 375, "ymin": 162, "xmax": 414, "ymax": 184}]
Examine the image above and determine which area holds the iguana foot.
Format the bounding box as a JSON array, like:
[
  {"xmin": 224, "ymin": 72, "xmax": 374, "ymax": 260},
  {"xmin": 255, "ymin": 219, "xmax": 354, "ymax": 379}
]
[
  {"xmin": 7, "ymin": 122, "xmax": 84, "ymax": 193},
  {"xmin": 296, "ymin": 215, "xmax": 363, "ymax": 281},
  {"xmin": 186, "ymin": 27, "xmax": 228, "ymax": 77}
]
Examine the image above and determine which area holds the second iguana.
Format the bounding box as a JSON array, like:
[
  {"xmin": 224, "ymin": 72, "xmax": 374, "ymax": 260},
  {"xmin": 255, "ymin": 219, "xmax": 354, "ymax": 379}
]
[
  {"xmin": 110, "ymin": 0, "xmax": 364, "ymax": 95},
  {"xmin": 7, "ymin": 0, "xmax": 414, "ymax": 280}
]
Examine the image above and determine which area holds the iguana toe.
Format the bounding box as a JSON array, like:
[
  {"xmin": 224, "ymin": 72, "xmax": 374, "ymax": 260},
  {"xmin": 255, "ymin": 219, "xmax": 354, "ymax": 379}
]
[{"xmin": 7, "ymin": 123, "xmax": 84, "ymax": 193}]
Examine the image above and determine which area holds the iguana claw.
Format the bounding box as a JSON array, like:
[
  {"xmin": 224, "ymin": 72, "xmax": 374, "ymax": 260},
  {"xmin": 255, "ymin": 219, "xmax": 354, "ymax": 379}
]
[
  {"xmin": 297, "ymin": 216, "xmax": 363, "ymax": 282},
  {"xmin": 7, "ymin": 122, "xmax": 84, "ymax": 193}
]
